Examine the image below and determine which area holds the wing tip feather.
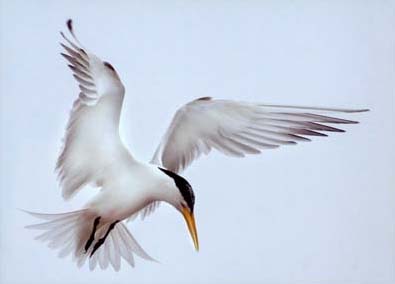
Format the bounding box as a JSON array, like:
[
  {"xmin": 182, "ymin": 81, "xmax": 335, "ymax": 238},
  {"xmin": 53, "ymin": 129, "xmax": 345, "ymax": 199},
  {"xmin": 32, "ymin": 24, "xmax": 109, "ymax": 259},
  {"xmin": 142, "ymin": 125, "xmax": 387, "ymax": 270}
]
[
  {"xmin": 345, "ymin": 108, "xmax": 370, "ymax": 113},
  {"xmin": 66, "ymin": 19, "xmax": 73, "ymax": 33}
]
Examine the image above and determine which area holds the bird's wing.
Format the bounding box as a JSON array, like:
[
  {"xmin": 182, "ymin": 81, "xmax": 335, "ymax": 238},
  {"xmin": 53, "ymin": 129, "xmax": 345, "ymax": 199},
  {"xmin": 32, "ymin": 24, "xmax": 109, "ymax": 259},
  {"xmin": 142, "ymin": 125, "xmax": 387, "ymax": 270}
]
[
  {"xmin": 56, "ymin": 20, "xmax": 126, "ymax": 200},
  {"xmin": 151, "ymin": 97, "xmax": 368, "ymax": 173}
]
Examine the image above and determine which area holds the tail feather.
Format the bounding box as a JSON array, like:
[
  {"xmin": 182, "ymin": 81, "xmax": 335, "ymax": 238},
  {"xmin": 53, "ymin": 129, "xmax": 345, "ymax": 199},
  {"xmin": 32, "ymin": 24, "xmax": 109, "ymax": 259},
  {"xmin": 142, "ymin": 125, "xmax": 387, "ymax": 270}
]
[
  {"xmin": 89, "ymin": 249, "xmax": 99, "ymax": 270},
  {"xmin": 113, "ymin": 228, "xmax": 135, "ymax": 267},
  {"xmin": 58, "ymin": 239, "xmax": 74, "ymax": 258},
  {"xmin": 118, "ymin": 223, "xmax": 156, "ymax": 261},
  {"xmin": 24, "ymin": 210, "xmax": 156, "ymax": 271},
  {"xmin": 23, "ymin": 209, "xmax": 82, "ymax": 220},
  {"xmin": 25, "ymin": 215, "xmax": 79, "ymax": 230},
  {"xmin": 37, "ymin": 224, "xmax": 73, "ymax": 244},
  {"xmin": 108, "ymin": 233, "xmax": 121, "ymax": 271},
  {"xmin": 99, "ymin": 235, "xmax": 110, "ymax": 270}
]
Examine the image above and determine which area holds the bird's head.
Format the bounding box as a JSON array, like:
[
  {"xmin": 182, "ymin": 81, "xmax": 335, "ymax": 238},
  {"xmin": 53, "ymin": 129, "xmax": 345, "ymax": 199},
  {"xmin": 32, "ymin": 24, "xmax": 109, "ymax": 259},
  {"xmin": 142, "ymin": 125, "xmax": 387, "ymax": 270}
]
[{"xmin": 158, "ymin": 167, "xmax": 199, "ymax": 251}]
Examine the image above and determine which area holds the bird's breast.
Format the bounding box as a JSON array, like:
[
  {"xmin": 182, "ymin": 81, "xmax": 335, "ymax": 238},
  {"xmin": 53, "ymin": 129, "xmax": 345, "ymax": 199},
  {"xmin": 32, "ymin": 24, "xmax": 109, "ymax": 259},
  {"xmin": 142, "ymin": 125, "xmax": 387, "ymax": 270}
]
[{"xmin": 86, "ymin": 164, "xmax": 166, "ymax": 222}]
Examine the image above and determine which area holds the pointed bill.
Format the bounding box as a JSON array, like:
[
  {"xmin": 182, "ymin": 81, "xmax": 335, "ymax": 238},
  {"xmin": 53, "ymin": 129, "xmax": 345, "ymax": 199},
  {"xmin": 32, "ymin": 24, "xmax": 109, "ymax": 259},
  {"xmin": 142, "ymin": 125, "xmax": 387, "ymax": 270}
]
[{"xmin": 181, "ymin": 206, "xmax": 199, "ymax": 251}]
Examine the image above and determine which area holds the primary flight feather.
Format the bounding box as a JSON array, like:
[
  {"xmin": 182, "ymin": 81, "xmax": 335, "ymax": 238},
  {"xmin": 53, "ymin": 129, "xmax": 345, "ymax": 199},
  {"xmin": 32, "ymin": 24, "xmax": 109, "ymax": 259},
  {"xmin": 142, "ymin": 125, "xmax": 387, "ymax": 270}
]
[{"xmin": 25, "ymin": 19, "xmax": 368, "ymax": 271}]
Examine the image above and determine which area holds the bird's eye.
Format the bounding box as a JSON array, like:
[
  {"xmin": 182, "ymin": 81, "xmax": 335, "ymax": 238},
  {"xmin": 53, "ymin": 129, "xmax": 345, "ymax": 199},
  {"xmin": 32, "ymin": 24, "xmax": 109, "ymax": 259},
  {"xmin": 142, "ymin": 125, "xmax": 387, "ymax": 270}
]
[{"xmin": 103, "ymin": 61, "xmax": 115, "ymax": 72}]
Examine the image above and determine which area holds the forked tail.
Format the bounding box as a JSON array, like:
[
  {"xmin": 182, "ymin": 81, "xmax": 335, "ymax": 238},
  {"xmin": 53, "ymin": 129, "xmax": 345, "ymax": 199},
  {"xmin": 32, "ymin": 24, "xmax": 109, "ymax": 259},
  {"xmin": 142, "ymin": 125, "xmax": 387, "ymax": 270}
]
[{"xmin": 24, "ymin": 210, "xmax": 156, "ymax": 271}]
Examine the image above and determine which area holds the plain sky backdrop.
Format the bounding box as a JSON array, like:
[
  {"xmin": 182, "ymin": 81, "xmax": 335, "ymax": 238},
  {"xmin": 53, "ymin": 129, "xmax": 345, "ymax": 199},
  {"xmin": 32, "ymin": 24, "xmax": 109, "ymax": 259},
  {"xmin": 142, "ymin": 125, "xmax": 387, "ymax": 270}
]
[{"xmin": 0, "ymin": 1, "xmax": 394, "ymax": 284}]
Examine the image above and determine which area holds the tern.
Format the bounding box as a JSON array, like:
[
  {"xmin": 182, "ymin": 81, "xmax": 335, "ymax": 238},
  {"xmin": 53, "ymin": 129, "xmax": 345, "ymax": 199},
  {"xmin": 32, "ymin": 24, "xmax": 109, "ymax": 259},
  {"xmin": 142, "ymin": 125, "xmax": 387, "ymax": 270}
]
[{"xmin": 25, "ymin": 19, "xmax": 368, "ymax": 271}]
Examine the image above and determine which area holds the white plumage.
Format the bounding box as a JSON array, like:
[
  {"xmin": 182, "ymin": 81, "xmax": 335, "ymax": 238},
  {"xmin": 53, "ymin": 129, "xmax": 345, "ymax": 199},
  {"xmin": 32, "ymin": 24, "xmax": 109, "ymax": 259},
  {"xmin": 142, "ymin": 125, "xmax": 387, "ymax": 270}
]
[
  {"xmin": 25, "ymin": 19, "xmax": 368, "ymax": 271},
  {"xmin": 152, "ymin": 98, "xmax": 367, "ymax": 173}
]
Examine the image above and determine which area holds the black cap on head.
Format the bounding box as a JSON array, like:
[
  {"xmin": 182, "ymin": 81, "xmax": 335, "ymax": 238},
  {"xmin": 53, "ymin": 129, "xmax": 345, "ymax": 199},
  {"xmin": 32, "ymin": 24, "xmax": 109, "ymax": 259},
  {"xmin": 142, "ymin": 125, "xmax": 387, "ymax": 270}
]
[{"xmin": 159, "ymin": 168, "xmax": 195, "ymax": 212}]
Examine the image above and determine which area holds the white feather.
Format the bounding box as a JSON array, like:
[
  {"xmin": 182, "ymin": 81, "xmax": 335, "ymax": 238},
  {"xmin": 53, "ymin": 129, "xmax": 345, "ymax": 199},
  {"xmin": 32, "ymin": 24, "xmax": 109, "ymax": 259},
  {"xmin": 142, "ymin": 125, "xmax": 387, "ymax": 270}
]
[
  {"xmin": 25, "ymin": 210, "xmax": 155, "ymax": 271},
  {"xmin": 151, "ymin": 98, "xmax": 368, "ymax": 173}
]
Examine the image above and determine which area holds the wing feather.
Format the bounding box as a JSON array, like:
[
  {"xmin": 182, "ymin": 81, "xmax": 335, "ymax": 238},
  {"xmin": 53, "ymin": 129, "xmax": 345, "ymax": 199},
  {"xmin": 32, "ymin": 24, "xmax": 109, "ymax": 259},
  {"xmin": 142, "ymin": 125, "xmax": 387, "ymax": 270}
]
[
  {"xmin": 152, "ymin": 98, "xmax": 368, "ymax": 173},
  {"xmin": 56, "ymin": 20, "xmax": 126, "ymax": 200}
]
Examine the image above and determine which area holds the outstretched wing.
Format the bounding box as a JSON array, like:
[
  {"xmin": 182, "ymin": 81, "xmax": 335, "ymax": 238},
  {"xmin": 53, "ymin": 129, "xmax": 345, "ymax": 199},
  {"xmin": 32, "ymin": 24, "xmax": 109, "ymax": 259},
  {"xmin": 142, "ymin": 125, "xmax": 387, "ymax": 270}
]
[
  {"xmin": 56, "ymin": 20, "xmax": 126, "ymax": 200},
  {"xmin": 152, "ymin": 97, "xmax": 368, "ymax": 173}
]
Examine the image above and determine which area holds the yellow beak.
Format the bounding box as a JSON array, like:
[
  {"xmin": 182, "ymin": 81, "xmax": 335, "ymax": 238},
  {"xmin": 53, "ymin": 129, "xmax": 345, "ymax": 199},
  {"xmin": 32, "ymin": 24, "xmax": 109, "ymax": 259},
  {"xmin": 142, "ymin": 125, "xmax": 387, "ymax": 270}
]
[{"xmin": 181, "ymin": 206, "xmax": 199, "ymax": 251}]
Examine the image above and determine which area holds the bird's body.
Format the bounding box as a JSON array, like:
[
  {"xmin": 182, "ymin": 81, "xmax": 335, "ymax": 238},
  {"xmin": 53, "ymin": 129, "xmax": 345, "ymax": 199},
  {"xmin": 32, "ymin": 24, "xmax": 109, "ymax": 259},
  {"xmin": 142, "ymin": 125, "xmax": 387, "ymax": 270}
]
[
  {"xmin": 25, "ymin": 19, "xmax": 368, "ymax": 271},
  {"xmin": 87, "ymin": 162, "xmax": 173, "ymax": 223}
]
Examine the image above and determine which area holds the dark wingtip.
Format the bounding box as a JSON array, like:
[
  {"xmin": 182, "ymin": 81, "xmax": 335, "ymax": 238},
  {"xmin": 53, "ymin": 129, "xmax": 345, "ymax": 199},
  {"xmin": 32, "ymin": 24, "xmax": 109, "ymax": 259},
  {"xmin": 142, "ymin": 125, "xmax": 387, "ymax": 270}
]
[
  {"xmin": 66, "ymin": 19, "xmax": 73, "ymax": 32},
  {"xmin": 350, "ymin": 108, "xmax": 370, "ymax": 113},
  {"xmin": 346, "ymin": 120, "xmax": 359, "ymax": 124},
  {"xmin": 196, "ymin": 96, "xmax": 212, "ymax": 101}
]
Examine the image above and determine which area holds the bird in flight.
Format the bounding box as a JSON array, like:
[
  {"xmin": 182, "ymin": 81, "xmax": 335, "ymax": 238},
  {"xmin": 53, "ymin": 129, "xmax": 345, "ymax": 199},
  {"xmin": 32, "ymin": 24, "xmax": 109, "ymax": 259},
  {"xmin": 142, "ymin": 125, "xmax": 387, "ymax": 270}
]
[{"xmin": 25, "ymin": 19, "xmax": 368, "ymax": 271}]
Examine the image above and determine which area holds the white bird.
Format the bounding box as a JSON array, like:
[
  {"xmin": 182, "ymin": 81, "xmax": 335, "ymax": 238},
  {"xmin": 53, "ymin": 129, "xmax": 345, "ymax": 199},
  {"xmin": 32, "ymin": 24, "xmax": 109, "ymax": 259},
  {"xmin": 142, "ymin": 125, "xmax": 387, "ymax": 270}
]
[{"xmin": 26, "ymin": 19, "xmax": 368, "ymax": 271}]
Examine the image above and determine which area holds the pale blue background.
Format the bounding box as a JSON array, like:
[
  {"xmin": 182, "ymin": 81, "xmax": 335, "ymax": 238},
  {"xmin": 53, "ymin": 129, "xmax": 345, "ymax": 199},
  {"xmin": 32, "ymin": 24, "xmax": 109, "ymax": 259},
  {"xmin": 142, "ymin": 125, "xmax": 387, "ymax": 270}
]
[{"xmin": 0, "ymin": 1, "xmax": 394, "ymax": 284}]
